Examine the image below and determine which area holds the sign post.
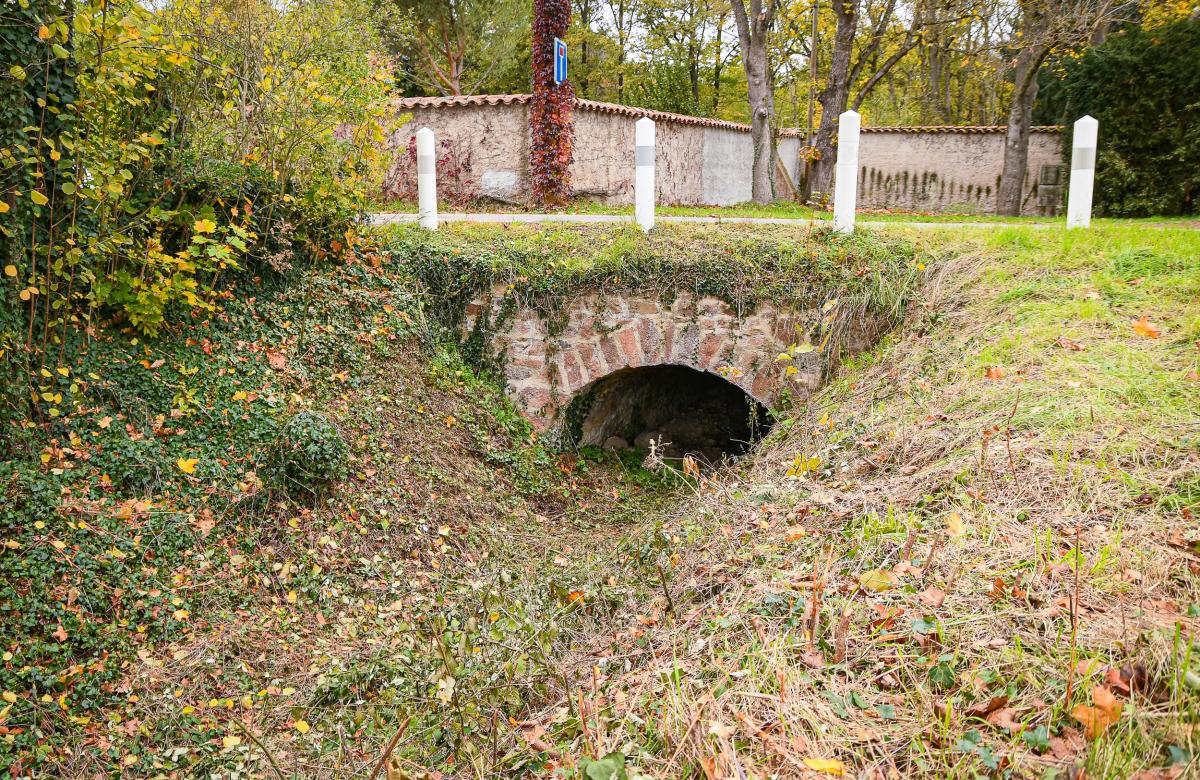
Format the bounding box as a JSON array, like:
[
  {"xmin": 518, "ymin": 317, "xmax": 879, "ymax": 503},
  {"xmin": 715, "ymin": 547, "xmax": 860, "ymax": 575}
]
[{"xmin": 553, "ymin": 37, "xmax": 567, "ymax": 86}]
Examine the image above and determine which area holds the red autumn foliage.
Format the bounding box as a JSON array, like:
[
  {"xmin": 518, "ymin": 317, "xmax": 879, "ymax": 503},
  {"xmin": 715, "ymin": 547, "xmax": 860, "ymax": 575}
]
[{"xmin": 530, "ymin": 0, "xmax": 574, "ymax": 207}]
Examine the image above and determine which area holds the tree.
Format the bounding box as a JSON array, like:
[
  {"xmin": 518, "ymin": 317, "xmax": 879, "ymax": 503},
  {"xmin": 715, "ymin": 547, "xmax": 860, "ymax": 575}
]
[
  {"xmin": 531, "ymin": 0, "xmax": 575, "ymax": 205},
  {"xmin": 605, "ymin": 0, "xmax": 642, "ymax": 101},
  {"xmin": 730, "ymin": 0, "xmax": 778, "ymax": 203},
  {"xmin": 378, "ymin": 0, "xmax": 528, "ymax": 96},
  {"xmin": 806, "ymin": 0, "xmax": 961, "ymax": 201},
  {"xmin": 1041, "ymin": 18, "xmax": 1200, "ymax": 215},
  {"xmin": 995, "ymin": 0, "xmax": 1125, "ymax": 216}
]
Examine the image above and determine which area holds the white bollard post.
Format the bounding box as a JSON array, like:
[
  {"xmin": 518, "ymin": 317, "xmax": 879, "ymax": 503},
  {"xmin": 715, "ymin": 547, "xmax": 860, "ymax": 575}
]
[
  {"xmin": 832, "ymin": 110, "xmax": 861, "ymax": 234},
  {"xmin": 635, "ymin": 117, "xmax": 655, "ymax": 232},
  {"xmin": 1067, "ymin": 115, "xmax": 1098, "ymax": 229},
  {"xmin": 415, "ymin": 127, "xmax": 438, "ymax": 230}
]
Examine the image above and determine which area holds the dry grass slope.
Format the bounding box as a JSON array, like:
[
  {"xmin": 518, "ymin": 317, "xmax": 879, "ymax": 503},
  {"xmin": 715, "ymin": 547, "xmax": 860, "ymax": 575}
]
[{"xmin": 528, "ymin": 225, "xmax": 1200, "ymax": 779}]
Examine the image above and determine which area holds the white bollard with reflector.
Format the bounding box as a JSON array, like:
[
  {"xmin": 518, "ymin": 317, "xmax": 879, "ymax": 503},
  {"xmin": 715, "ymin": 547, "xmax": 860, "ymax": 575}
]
[
  {"xmin": 635, "ymin": 117, "xmax": 655, "ymax": 232},
  {"xmin": 416, "ymin": 127, "xmax": 438, "ymax": 230},
  {"xmin": 832, "ymin": 110, "xmax": 861, "ymax": 234},
  {"xmin": 1067, "ymin": 115, "xmax": 1098, "ymax": 229}
]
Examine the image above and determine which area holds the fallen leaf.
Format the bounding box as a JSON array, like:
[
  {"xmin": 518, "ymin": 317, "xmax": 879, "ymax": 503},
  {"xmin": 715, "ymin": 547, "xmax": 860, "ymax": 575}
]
[
  {"xmin": 858, "ymin": 569, "xmax": 898, "ymax": 592},
  {"xmin": 221, "ymin": 734, "xmax": 241, "ymax": 749},
  {"xmin": 1048, "ymin": 726, "xmax": 1085, "ymax": 759},
  {"xmin": 985, "ymin": 707, "xmax": 1023, "ymax": 733},
  {"xmin": 1132, "ymin": 316, "xmax": 1160, "ymax": 339},
  {"xmin": 985, "ymin": 366, "xmax": 1005, "ymax": 381},
  {"xmin": 918, "ymin": 587, "xmax": 947, "ymax": 608},
  {"xmin": 176, "ymin": 458, "xmax": 198, "ymax": 475},
  {"xmin": 294, "ymin": 720, "xmax": 310, "ymax": 734},
  {"xmin": 802, "ymin": 757, "xmax": 845, "ymax": 775},
  {"xmin": 946, "ymin": 511, "xmax": 965, "ymax": 537},
  {"xmin": 1054, "ymin": 336, "xmax": 1084, "ymax": 351},
  {"xmin": 1072, "ymin": 685, "xmax": 1123, "ymax": 740},
  {"xmin": 267, "ymin": 351, "xmax": 287, "ymax": 371},
  {"xmin": 963, "ymin": 695, "xmax": 1008, "ymax": 719}
]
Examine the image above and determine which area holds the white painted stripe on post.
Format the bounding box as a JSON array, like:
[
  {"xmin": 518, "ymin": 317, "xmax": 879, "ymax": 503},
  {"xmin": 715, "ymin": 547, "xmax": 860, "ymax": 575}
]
[
  {"xmin": 833, "ymin": 110, "xmax": 861, "ymax": 235},
  {"xmin": 635, "ymin": 117, "xmax": 655, "ymax": 232},
  {"xmin": 415, "ymin": 127, "xmax": 438, "ymax": 231},
  {"xmin": 1067, "ymin": 115, "xmax": 1098, "ymax": 229}
]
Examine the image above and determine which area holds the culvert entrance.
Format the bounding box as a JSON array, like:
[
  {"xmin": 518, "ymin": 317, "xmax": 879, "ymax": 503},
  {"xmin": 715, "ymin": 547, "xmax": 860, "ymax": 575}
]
[{"xmin": 568, "ymin": 365, "xmax": 772, "ymax": 466}]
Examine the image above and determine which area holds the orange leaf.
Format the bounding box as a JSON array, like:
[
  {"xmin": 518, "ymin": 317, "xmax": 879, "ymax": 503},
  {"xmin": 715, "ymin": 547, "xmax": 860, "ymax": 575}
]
[
  {"xmin": 1132, "ymin": 316, "xmax": 1160, "ymax": 339},
  {"xmin": 985, "ymin": 366, "xmax": 1004, "ymax": 380},
  {"xmin": 1072, "ymin": 685, "xmax": 1123, "ymax": 740}
]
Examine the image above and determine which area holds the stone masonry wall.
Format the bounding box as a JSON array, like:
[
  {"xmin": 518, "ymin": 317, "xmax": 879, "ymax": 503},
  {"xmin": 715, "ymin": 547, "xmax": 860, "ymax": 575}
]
[
  {"xmin": 391, "ymin": 95, "xmax": 1064, "ymax": 215},
  {"xmin": 463, "ymin": 287, "xmax": 822, "ymax": 432},
  {"xmin": 857, "ymin": 130, "xmax": 1064, "ymax": 215}
]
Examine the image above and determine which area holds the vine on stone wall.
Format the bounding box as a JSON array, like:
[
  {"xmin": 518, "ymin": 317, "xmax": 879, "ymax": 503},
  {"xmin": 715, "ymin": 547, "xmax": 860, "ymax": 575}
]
[{"xmin": 530, "ymin": 0, "xmax": 574, "ymax": 207}]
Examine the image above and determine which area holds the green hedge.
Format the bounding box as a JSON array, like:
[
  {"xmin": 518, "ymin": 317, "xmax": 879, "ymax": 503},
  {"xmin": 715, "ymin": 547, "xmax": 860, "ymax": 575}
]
[{"xmin": 1043, "ymin": 20, "xmax": 1200, "ymax": 217}]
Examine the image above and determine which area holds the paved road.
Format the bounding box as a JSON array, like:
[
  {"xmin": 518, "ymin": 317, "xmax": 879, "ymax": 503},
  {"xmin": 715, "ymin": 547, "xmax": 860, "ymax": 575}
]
[{"xmin": 371, "ymin": 212, "xmax": 1058, "ymax": 230}]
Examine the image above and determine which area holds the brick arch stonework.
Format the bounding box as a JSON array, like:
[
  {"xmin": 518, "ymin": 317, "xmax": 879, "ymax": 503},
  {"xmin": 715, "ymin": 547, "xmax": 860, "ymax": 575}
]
[{"xmin": 463, "ymin": 287, "xmax": 828, "ymax": 432}]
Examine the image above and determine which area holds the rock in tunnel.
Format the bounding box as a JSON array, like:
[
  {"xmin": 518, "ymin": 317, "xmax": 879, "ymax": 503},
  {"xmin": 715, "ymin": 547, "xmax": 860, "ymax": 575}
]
[{"xmin": 569, "ymin": 365, "xmax": 772, "ymax": 465}]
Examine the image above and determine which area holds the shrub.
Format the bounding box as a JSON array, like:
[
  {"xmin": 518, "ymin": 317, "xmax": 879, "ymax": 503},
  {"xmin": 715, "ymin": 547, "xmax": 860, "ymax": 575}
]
[{"xmin": 268, "ymin": 411, "xmax": 349, "ymax": 498}]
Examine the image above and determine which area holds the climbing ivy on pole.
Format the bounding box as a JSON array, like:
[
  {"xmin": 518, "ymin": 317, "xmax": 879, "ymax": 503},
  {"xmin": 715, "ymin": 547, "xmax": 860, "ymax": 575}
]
[{"xmin": 530, "ymin": 0, "xmax": 573, "ymax": 207}]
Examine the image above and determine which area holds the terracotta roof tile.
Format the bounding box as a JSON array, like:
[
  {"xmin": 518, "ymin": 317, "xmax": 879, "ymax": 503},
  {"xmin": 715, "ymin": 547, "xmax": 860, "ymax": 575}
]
[{"xmin": 392, "ymin": 95, "xmax": 1062, "ymax": 135}]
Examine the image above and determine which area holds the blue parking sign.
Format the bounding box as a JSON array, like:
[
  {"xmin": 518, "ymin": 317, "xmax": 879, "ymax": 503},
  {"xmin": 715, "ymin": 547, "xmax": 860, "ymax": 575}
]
[{"xmin": 553, "ymin": 37, "xmax": 567, "ymax": 85}]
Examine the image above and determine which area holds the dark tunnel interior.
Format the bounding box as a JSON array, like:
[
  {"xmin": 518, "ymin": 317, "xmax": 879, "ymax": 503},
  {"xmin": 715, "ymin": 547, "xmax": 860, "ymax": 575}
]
[{"xmin": 571, "ymin": 364, "xmax": 772, "ymax": 466}]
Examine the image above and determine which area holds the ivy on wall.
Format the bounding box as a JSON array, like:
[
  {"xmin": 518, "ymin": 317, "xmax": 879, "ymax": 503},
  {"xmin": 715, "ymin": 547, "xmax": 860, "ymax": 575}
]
[{"xmin": 530, "ymin": 0, "xmax": 574, "ymax": 207}]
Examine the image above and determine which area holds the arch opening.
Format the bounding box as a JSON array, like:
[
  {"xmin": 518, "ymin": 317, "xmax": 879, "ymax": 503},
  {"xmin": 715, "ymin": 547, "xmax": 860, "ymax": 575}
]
[{"xmin": 568, "ymin": 365, "xmax": 772, "ymax": 465}]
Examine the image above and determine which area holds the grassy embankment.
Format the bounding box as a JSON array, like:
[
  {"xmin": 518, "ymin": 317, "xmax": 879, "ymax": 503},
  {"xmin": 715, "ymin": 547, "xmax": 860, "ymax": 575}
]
[
  {"xmin": 524, "ymin": 224, "xmax": 1199, "ymax": 779},
  {"xmin": 0, "ymin": 224, "xmax": 915, "ymax": 778},
  {"xmin": 3, "ymin": 221, "xmax": 1195, "ymax": 779}
]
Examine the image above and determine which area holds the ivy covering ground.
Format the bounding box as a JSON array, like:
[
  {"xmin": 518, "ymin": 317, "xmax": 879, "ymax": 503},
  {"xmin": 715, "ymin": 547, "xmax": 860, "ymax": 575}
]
[{"xmin": 1, "ymin": 224, "xmax": 916, "ymax": 777}]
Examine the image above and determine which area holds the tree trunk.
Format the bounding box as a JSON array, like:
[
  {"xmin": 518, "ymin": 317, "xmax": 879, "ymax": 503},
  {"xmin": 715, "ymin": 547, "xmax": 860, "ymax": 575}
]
[
  {"xmin": 732, "ymin": 0, "xmax": 776, "ymax": 204},
  {"xmin": 997, "ymin": 43, "xmax": 1047, "ymax": 216},
  {"xmin": 711, "ymin": 12, "xmax": 724, "ymax": 114},
  {"xmin": 746, "ymin": 36, "xmax": 775, "ymax": 203},
  {"xmin": 806, "ymin": 0, "xmax": 856, "ymax": 201}
]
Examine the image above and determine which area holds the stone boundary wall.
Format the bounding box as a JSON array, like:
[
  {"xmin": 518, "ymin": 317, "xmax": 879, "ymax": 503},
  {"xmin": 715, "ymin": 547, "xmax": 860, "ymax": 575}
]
[{"xmin": 390, "ymin": 94, "xmax": 1064, "ymax": 215}]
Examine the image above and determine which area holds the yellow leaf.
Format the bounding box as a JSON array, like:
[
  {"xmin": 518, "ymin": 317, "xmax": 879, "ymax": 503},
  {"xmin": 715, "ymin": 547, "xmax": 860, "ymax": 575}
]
[
  {"xmin": 172, "ymin": 609, "xmax": 189, "ymax": 620},
  {"xmin": 232, "ymin": 390, "xmax": 247, "ymax": 401},
  {"xmin": 193, "ymin": 218, "xmax": 216, "ymax": 234},
  {"xmin": 946, "ymin": 511, "xmax": 966, "ymax": 537},
  {"xmin": 2, "ymin": 691, "xmax": 16, "ymax": 704},
  {"xmin": 286, "ymin": 590, "xmax": 297, "ymax": 604},
  {"xmin": 858, "ymin": 570, "xmax": 897, "ymax": 592},
  {"xmin": 30, "ymin": 191, "xmax": 48, "ymax": 206},
  {"xmin": 803, "ymin": 757, "xmax": 846, "ymax": 775},
  {"xmin": 221, "ymin": 735, "xmax": 241, "ymax": 749},
  {"xmin": 0, "ymin": 201, "xmax": 9, "ymax": 214},
  {"xmin": 294, "ymin": 720, "xmax": 310, "ymax": 734},
  {"xmin": 98, "ymin": 416, "xmax": 113, "ymax": 429},
  {"xmin": 3, "ymin": 265, "xmax": 15, "ymax": 277},
  {"xmin": 176, "ymin": 457, "xmax": 198, "ymax": 474},
  {"xmin": 38, "ymin": 24, "xmax": 51, "ymax": 39}
]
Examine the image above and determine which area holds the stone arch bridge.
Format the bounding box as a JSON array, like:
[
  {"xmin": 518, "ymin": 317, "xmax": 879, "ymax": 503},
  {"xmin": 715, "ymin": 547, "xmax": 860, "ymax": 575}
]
[{"xmin": 463, "ymin": 286, "xmax": 872, "ymax": 448}]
